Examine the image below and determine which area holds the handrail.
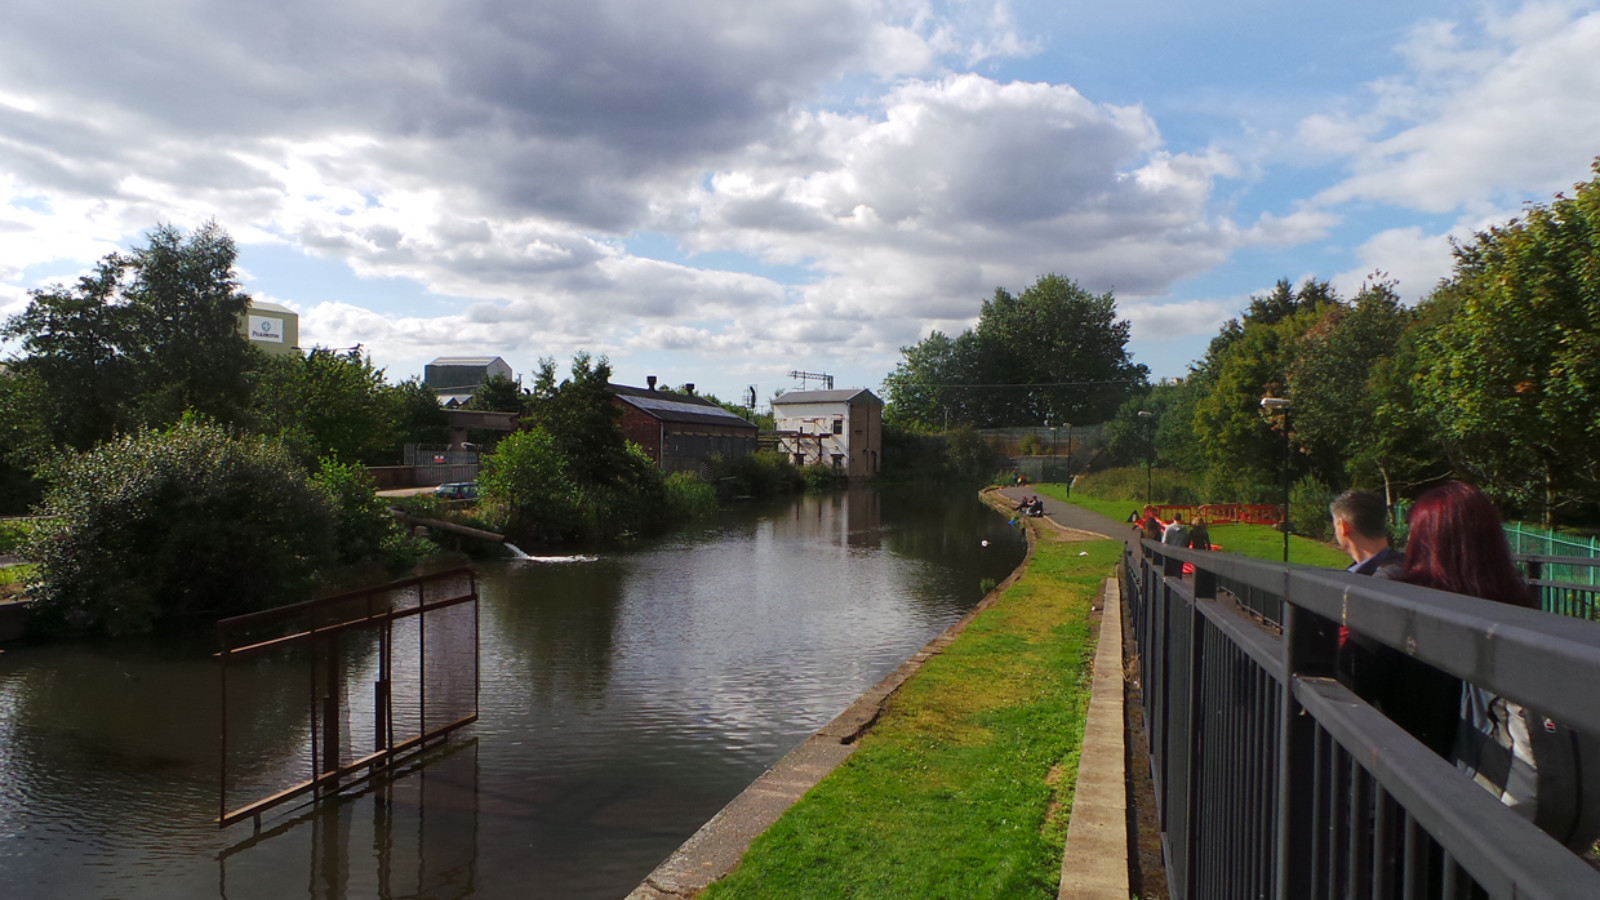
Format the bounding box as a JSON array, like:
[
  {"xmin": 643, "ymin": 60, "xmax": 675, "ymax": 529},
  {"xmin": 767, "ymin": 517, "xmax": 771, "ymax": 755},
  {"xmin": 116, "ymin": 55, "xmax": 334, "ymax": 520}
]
[{"xmin": 1124, "ymin": 539, "xmax": 1600, "ymax": 899}]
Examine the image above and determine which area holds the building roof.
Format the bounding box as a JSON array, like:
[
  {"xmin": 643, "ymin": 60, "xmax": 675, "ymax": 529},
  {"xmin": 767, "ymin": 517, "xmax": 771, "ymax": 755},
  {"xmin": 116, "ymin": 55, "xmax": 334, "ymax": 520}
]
[
  {"xmin": 247, "ymin": 300, "xmax": 297, "ymax": 315},
  {"xmin": 428, "ymin": 356, "xmax": 507, "ymax": 368},
  {"xmin": 771, "ymin": 388, "xmax": 883, "ymax": 406},
  {"xmin": 610, "ymin": 384, "xmax": 758, "ymax": 430}
]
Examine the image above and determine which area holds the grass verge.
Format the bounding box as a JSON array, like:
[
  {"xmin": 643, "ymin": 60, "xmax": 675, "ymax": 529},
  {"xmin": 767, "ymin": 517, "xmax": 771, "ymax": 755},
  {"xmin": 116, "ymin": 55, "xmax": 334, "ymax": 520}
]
[
  {"xmin": 1030, "ymin": 484, "xmax": 1350, "ymax": 568},
  {"xmin": 0, "ymin": 563, "xmax": 35, "ymax": 600},
  {"xmin": 701, "ymin": 536, "xmax": 1120, "ymax": 900}
]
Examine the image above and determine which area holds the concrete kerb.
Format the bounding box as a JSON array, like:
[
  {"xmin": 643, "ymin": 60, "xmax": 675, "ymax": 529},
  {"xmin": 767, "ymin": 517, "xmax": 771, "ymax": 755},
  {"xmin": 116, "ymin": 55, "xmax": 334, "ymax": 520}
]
[
  {"xmin": 625, "ymin": 510, "xmax": 1042, "ymax": 900},
  {"xmin": 1057, "ymin": 576, "xmax": 1129, "ymax": 900}
]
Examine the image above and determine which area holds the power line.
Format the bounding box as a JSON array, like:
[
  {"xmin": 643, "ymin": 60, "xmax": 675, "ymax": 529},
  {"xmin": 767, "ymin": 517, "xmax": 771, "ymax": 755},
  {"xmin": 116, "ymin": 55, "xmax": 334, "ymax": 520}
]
[{"xmin": 893, "ymin": 379, "xmax": 1142, "ymax": 389}]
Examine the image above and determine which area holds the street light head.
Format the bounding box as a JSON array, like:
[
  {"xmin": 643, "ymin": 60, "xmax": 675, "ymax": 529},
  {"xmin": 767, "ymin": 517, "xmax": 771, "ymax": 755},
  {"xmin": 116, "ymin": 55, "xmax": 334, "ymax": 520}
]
[
  {"xmin": 1137, "ymin": 410, "xmax": 1153, "ymax": 418},
  {"xmin": 1260, "ymin": 397, "xmax": 1290, "ymax": 410}
]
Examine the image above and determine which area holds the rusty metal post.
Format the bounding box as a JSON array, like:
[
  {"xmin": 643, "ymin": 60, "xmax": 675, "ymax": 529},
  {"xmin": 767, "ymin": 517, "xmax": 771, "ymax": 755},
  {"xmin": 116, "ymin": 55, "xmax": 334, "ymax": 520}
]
[{"xmin": 219, "ymin": 644, "xmax": 229, "ymax": 825}]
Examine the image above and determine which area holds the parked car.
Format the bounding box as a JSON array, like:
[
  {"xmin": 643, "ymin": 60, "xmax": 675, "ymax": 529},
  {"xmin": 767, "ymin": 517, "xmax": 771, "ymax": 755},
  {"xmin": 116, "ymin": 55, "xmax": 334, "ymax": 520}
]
[{"xmin": 434, "ymin": 482, "xmax": 478, "ymax": 500}]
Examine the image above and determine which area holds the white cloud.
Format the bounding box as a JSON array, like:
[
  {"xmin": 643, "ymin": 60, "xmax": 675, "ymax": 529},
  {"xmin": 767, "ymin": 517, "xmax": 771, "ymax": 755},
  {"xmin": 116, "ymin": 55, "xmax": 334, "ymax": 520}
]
[
  {"xmin": 1312, "ymin": 3, "xmax": 1600, "ymax": 214},
  {"xmin": 1122, "ymin": 298, "xmax": 1241, "ymax": 342},
  {"xmin": 0, "ymin": 0, "xmax": 1267, "ymax": 385},
  {"xmin": 1330, "ymin": 225, "xmax": 1458, "ymax": 302}
]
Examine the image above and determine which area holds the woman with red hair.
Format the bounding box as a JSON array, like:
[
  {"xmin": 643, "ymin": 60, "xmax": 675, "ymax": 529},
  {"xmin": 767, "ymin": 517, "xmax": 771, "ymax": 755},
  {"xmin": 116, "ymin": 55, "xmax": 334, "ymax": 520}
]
[
  {"xmin": 1398, "ymin": 480, "xmax": 1535, "ymax": 608},
  {"xmin": 1340, "ymin": 481, "xmax": 1531, "ymax": 756}
]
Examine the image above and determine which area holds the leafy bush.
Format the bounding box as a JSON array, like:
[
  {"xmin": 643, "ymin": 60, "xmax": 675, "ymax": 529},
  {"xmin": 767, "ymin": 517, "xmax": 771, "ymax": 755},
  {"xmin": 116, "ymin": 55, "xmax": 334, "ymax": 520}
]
[
  {"xmin": 25, "ymin": 422, "xmax": 336, "ymax": 636},
  {"xmin": 663, "ymin": 471, "xmax": 718, "ymax": 520},
  {"xmin": 311, "ymin": 459, "xmax": 437, "ymax": 567},
  {"xmin": 1018, "ymin": 433, "xmax": 1043, "ymax": 455},
  {"xmin": 478, "ymin": 427, "xmax": 582, "ymax": 543},
  {"xmin": 944, "ymin": 426, "xmax": 1005, "ymax": 482},
  {"xmin": 715, "ymin": 450, "xmax": 803, "ymax": 498},
  {"xmin": 1289, "ymin": 477, "xmax": 1337, "ymax": 541},
  {"xmin": 803, "ymin": 464, "xmax": 840, "ymax": 491}
]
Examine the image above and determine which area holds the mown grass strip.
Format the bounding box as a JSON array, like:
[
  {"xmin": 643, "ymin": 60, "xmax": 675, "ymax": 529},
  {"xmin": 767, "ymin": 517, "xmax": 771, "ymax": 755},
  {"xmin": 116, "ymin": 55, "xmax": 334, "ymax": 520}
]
[
  {"xmin": 701, "ymin": 537, "xmax": 1121, "ymax": 900},
  {"xmin": 1032, "ymin": 485, "xmax": 1350, "ymax": 568}
]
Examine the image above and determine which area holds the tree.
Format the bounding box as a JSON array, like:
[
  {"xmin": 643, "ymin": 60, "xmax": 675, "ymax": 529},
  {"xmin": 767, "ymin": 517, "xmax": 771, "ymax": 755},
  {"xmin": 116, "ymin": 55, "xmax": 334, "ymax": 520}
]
[
  {"xmin": 24, "ymin": 421, "xmax": 336, "ymax": 636},
  {"xmin": 121, "ymin": 222, "xmax": 255, "ymax": 426},
  {"xmin": 0, "ymin": 221, "xmax": 255, "ymax": 458},
  {"xmin": 1411, "ymin": 163, "xmax": 1600, "ymax": 523},
  {"xmin": 504, "ymin": 352, "xmax": 668, "ymax": 542},
  {"xmin": 1190, "ymin": 279, "xmax": 1339, "ymax": 500},
  {"xmin": 885, "ymin": 275, "xmax": 1147, "ymax": 429},
  {"xmin": 390, "ymin": 376, "xmax": 451, "ymax": 447},
  {"xmin": 524, "ymin": 353, "xmax": 631, "ymax": 486},
  {"xmin": 1286, "ymin": 278, "xmax": 1414, "ymax": 492},
  {"xmin": 469, "ymin": 373, "xmax": 523, "ymax": 412},
  {"xmin": 0, "ymin": 258, "xmax": 138, "ymax": 453},
  {"xmin": 1104, "ymin": 380, "xmax": 1204, "ymax": 472},
  {"xmin": 477, "ymin": 427, "xmax": 582, "ymax": 543},
  {"xmin": 249, "ymin": 347, "xmax": 400, "ymax": 465}
]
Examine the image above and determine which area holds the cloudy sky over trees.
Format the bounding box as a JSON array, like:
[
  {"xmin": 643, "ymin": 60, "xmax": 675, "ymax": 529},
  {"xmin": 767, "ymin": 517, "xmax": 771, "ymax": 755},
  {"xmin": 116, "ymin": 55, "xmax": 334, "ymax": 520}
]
[{"xmin": 2, "ymin": 0, "xmax": 1597, "ymax": 399}]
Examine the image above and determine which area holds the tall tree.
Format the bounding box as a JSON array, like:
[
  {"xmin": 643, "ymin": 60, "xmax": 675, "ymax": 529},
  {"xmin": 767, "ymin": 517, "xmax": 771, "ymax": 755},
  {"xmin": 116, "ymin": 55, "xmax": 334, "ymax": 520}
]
[
  {"xmin": 0, "ymin": 258, "xmax": 138, "ymax": 453},
  {"xmin": 1413, "ymin": 164, "xmax": 1600, "ymax": 523},
  {"xmin": 1190, "ymin": 279, "xmax": 1339, "ymax": 500},
  {"xmin": 121, "ymin": 222, "xmax": 255, "ymax": 426},
  {"xmin": 1, "ymin": 221, "xmax": 255, "ymax": 458},
  {"xmin": 885, "ymin": 274, "xmax": 1147, "ymax": 429},
  {"xmin": 1287, "ymin": 278, "xmax": 1414, "ymax": 492},
  {"xmin": 249, "ymin": 347, "xmax": 400, "ymax": 465},
  {"xmin": 468, "ymin": 373, "xmax": 524, "ymax": 412}
]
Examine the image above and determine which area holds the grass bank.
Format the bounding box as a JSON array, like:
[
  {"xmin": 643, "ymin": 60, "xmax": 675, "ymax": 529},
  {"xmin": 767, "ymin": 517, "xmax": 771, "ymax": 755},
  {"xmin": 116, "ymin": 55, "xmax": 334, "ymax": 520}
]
[
  {"xmin": 701, "ymin": 534, "xmax": 1121, "ymax": 900},
  {"xmin": 1032, "ymin": 485, "xmax": 1350, "ymax": 568}
]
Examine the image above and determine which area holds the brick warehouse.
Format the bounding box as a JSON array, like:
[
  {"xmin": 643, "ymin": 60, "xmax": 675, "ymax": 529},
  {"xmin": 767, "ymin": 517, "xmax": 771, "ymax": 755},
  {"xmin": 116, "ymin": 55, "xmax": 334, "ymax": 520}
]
[{"xmin": 611, "ymin": 378, "xmax": 758, "ymax": 475}]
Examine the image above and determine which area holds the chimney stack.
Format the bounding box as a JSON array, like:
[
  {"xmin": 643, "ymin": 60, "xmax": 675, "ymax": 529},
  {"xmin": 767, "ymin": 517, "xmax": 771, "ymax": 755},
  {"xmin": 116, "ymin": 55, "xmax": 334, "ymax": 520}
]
[
  {"xmin": 684, "ymin": 383, "xmax": 695, "ymax": 395},
  {"xmin": 647, "ymin": 375, "xmax": 657, "ymax": 391}
]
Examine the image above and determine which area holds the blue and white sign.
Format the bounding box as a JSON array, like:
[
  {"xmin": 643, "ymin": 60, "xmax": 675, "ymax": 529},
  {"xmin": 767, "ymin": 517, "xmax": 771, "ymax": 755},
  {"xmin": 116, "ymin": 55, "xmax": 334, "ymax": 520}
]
[{"xmin": 248, "ymin": 315, "xmax": 284, "ymax": 343}]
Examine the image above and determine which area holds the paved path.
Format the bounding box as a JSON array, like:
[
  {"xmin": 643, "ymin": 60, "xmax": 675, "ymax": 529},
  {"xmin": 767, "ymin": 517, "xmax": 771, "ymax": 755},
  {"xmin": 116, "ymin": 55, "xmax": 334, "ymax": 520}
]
[{"xmin": 995, "ymin": 486, "xmax": 1134, "ymax": 548}]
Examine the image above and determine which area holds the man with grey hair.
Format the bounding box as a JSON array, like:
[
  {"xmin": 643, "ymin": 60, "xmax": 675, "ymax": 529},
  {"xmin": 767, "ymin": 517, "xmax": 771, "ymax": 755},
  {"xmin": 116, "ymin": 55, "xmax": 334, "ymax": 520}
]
[{"xmin": 1330, "ymin": 490, "xmax": 1402, "ymax": 577}]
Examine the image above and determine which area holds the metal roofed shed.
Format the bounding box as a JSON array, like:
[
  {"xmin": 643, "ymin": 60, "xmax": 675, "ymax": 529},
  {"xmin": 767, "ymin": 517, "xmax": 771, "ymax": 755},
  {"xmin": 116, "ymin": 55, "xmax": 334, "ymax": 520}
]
[
  {"xmin": 424, "ymin": 357, "xmax": 514, "ymax": 396},
  {"xmin": 611, "ymin": 382, "xmax": 758, "ymax": 475}
]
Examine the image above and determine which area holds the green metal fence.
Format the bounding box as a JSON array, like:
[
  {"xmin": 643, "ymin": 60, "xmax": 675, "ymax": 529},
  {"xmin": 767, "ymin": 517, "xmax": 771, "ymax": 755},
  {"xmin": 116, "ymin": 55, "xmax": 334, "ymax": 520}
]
[{"xmin": 1505, "ymin": 522, "xmax": 1600, "ymax": 618}]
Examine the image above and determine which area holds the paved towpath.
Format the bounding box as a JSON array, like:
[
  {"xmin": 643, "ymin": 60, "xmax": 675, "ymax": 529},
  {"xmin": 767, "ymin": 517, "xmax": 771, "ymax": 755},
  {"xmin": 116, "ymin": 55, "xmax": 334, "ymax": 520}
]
[{"xmin": 995, "ymin": 486, "xmax": 1137, "ymax": 549}]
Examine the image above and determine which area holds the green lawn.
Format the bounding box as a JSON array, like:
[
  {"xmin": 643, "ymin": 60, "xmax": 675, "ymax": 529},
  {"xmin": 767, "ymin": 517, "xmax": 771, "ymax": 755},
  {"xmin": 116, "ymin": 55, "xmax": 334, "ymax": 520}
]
[
  {"xmin": 0, "ymin": 519, "xmax": 32, "ymax": 556},
  {"xmin": 1031, "ymin": 484, "xmax": 1350, "ymax": 569},
  {"xmin": 702, "ymin": 538, "xmax": 1120, "ymax": 900}
]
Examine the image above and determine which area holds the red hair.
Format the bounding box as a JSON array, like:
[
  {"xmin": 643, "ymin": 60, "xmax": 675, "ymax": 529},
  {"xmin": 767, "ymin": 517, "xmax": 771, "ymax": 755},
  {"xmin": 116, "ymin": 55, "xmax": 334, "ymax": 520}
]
[{"xmin": 1399, "ymin": 481, "xmax": 1534, "ymax": 608}]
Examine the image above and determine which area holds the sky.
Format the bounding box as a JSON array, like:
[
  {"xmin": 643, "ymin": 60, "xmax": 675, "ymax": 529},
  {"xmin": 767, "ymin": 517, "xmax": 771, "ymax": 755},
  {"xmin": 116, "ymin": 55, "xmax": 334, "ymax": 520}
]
[{"xmin": 2, "ymin": 0, "xmax": 1599, "ymax": 406}]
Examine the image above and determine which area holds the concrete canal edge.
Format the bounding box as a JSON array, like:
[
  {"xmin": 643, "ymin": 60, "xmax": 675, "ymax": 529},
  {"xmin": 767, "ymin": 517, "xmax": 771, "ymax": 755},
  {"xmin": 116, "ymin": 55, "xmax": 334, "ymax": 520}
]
[
  {"xmin": 1058, "ymin": 576, "xmax": 1129, "ymax": 900},
  {"xmin": 626, "ymin": 508, "xmax": 1133, "ymax": 900}
]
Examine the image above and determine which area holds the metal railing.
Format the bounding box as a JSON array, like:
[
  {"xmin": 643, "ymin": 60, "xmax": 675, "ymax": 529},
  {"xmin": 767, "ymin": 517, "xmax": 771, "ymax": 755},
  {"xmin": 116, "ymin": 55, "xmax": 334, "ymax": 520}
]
[
  {"xmin": 1514, "ymin": 554, "xmax": 1600, "ymax": 619},
  {"xmin": 217, "ymin": 568, "xmax": 479, "ymax": 830},
  {"xmin": 1125, "ymin": 540, "xmax": 1600, "ymax": 899}
]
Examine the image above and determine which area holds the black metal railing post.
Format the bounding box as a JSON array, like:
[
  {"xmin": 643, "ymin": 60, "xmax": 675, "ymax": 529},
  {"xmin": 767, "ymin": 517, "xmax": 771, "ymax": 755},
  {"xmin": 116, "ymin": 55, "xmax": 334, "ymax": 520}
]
[{"xmin": 1276, "ymin": 599, "xmax": 1337, "ymax": 899}]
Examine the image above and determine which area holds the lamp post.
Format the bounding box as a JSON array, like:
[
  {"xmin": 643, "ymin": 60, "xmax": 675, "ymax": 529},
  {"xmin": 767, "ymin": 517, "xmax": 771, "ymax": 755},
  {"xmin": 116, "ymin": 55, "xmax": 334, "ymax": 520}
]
[
  {"xmin": 1260, "ymin": 396, "xmax": 1291, "ymax": 562},
  {"xmin": 1137, "ymin": 410, "xmax": 1154, "ymax": 505},
  {"xmin": 1064, "ymin": 421, "xmax": 1073, "ymax": 498},
  {"xmin": 1049, "ymin": 421, "xmax": 1058, "ymax": 483}
]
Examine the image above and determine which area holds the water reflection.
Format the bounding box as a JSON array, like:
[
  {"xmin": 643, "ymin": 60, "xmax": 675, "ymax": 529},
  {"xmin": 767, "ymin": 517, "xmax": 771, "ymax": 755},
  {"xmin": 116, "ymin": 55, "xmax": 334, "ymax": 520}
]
[{"xmin": 0, "ymin": 486, "xmax": 1023, "ymax": 898}]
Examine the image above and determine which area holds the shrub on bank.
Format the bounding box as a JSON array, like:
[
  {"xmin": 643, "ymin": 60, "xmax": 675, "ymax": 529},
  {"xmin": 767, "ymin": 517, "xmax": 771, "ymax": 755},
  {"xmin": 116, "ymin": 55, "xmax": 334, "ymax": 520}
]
[
  {"xmin": 25, "ymin": 421, "xmax": 337, "ymax": 636},
  {"xmin": 715, "ymin": 450, "xmax": 804, "ymax": 498},
  {"xmin": 311, "ymin": 459, "xmax": 437, "ymax": 567},
  {"xmin": 479, "ymin": 428, "xmax": 670, "ymax": 543},
  {"xmin": 663, "ymin": 471, "xmax": 719, "ymax": 519}
]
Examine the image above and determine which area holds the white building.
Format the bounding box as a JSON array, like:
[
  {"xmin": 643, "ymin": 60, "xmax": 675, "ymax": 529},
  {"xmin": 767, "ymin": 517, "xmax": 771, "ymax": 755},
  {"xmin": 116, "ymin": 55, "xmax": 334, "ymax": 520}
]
[
  {"xmin": 238, "ymin": 301, "xmax": 300, "ymax": 356},
  {"xmin": 772, "ymin": 389, "xmax": 883, "ymax": 479}
]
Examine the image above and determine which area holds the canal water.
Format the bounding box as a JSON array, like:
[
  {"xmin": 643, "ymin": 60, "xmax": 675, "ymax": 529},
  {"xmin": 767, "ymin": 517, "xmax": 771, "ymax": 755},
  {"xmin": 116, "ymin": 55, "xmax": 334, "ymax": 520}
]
[{"xmin": 0, "ymin": 486, "xmax": 1023, "ymax": 899}]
